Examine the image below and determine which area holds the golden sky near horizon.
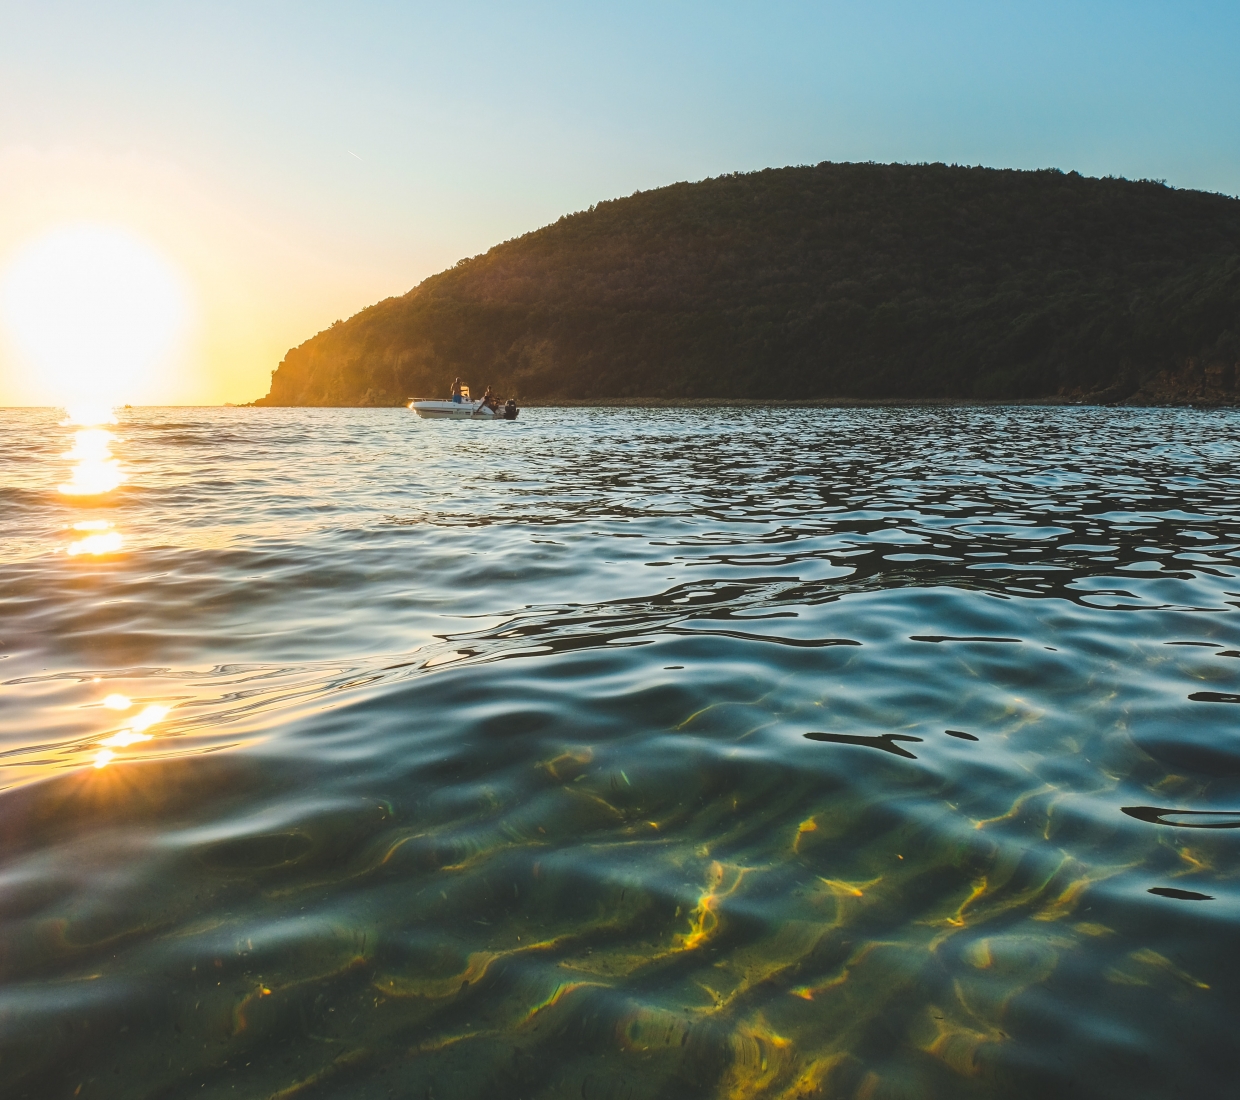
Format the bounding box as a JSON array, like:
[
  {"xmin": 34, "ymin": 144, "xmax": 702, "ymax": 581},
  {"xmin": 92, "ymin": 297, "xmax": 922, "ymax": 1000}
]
[{"xmin": 0, "ymin": 148, "xmax": 406, "ymax": 407}]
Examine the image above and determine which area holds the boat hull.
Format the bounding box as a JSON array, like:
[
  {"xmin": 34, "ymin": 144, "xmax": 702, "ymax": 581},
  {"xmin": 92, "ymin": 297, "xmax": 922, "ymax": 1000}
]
[{"xmin": 408, "ymin": 400, "xmax": 497, "ymax": 419}]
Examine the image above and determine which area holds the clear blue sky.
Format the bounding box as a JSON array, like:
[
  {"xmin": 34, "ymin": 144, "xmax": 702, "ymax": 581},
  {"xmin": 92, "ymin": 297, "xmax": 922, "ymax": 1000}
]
[{"xmin": 2, "ymin": 0, "xmax": 1238, "ymax": 401}]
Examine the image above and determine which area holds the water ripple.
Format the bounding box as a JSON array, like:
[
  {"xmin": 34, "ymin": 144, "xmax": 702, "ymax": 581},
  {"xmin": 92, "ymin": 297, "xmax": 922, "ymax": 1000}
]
[{"xmin": 2, "ymin": 406, "xmax": 1240, "ymax": 1099}]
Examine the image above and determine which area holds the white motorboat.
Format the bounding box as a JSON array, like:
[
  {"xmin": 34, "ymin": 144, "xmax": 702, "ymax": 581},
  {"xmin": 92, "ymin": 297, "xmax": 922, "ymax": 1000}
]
[
  {"xmin": 408, "ymin": 397, "xmax": 496, "ymax": 419},
  {"xmin": 408, "ymin": 386, "xmax": 518, "ymax": 420}
]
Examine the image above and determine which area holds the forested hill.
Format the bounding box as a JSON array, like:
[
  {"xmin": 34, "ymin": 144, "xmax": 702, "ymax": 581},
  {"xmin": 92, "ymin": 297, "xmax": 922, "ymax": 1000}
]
[{"xmin": 257, "ymin": 163, "xmax": 1240, "ymax": 405}]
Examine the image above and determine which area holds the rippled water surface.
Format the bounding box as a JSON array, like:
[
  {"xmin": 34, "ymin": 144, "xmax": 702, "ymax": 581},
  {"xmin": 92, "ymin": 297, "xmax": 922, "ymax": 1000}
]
[{"xmin": 4, "ymin": 405, "xmax": 1240, "ymax": 1099}]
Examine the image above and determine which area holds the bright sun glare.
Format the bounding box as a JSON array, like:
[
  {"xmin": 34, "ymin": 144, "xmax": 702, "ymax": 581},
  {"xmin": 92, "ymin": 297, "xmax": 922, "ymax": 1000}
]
[{"xmin": 0, "ymin": 223, "xmax": 190, "ymax": 407}]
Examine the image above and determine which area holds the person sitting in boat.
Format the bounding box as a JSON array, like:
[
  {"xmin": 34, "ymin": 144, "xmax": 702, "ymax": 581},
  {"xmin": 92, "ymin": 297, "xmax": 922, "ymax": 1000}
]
[
  {"xmin": 451, "ymin": 377, "xmax": 464, "ymax": 403},
  {"xmin": 478, "ymin": 386, "xmax": 498, "ymax": 413}
]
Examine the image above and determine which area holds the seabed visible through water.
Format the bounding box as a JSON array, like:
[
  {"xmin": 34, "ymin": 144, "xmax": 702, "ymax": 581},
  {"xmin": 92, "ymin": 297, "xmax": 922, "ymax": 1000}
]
[{"xmin": 1, "ymin": 405, "xmax": 1238, "ymax": 1099}]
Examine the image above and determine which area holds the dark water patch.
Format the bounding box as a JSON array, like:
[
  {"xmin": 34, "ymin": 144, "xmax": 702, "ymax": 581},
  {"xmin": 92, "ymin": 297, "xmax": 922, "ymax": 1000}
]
[
  {"xmin": 1130, "ymin": 735, "xmax": 1240, "ymax": 775},
  {"xmin": 944, "ymin": 729, "xmax": 980, "ymax": 741},
  {"xmin": 1147, "ymin": 887, "xmax": 1215, "ymax": 900},
  {"xmin": 803, "ymin": 731, "xmax": 925, "ymax": 758},
  {"xmin": 910, "ymin": 635, "xmax": 1023, "ymax": 643},
  {"xmin": 1188, "ymin": 691, "xmax": 1240, "ymax": 703},
  {"xmin": 666, "ymin": 627, "xmax": 862, "ymax": 648},
  {"xmin": 1121, "ymin": 806, "xmax": 1240, "ymax": 828}
]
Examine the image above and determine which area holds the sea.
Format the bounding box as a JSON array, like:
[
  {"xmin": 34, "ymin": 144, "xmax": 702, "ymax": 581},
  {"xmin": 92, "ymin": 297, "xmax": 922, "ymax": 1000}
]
[{"xmin": 2, "ymin": 404, "xmax": 1239, "ymax": 1100}]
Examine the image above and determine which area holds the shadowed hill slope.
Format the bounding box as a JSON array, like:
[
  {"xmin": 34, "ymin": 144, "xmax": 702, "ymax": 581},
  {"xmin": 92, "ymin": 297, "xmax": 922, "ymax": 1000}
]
[{"xmin": 257, "ymin": 162, "xmax": 1240, "ymax": 405}]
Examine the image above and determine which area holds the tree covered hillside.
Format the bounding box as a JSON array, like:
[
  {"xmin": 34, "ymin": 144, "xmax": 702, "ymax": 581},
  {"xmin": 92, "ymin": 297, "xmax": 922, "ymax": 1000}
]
[{"xmin": 257, "ymin": 163, "xmax": 1240, "ymax": 405}]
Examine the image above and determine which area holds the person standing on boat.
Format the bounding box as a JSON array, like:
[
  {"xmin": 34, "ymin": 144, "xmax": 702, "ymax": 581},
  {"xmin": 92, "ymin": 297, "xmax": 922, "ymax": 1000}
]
[{"xmin": 451, "ymin": 377, "xmax": 464, "ymax": 403}]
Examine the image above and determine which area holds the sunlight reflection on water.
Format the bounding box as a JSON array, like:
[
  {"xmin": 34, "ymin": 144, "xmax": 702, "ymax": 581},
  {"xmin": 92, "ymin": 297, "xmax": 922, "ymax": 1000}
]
[
  {"xmin": 58, "ymin": 425, "xmax": 124, "ymax": 497},
  {"xmin": 57, "ymin": 407, "xmax": 127, "ymax": 553},
  {"xmin": 66, "ymin": 525, "xmax": 123, "ymax": 555},
  {"xmin": 2, "ymin": 405, "xmax": 1240, "ymax": 1100},
  {"xmin": 87, "ymin": 698, "xmax": 170, "ymax": 768}
]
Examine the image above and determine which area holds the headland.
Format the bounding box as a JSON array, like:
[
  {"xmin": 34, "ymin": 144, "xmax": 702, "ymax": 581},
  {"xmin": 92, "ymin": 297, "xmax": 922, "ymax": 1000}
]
[{"xmin": 256, "ymin": 162, "xmax": 1240, "ymax": 407}]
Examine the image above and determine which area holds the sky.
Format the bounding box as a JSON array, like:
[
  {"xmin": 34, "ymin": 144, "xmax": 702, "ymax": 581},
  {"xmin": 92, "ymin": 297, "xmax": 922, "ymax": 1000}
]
[{"xmin": 1, "ymin": 0, "xmax": 1238, "ymax": 405}]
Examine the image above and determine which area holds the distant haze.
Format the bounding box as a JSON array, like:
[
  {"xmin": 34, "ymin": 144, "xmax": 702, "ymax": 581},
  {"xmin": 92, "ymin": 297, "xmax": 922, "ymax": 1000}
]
[{"xmin": 2, "ymin": 1, "xmax": 1238, "ymax": 405}]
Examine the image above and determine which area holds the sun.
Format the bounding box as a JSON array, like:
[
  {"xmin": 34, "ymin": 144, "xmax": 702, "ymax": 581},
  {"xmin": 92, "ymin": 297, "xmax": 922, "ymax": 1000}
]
[{"xmin": 0, "ymin": 223, "xmax": 191, "ymax": 407}]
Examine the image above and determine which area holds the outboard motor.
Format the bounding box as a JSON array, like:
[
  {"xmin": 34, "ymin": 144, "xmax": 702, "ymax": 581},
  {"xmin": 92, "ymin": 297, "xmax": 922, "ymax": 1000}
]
[{"xmin": 503, "ymin": 398, "xmax": 520, "ymax": 420}]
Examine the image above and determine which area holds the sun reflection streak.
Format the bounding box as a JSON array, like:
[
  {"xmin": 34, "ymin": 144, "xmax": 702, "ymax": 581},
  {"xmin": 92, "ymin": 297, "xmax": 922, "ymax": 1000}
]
[
  {"xmin": 62, "ymin": 404, "xmax": 117, "ymax": 427},
  {"xmin": 91, "ymin": 703, "xmax": 170, "ymax": 768},
  {"xmin": 59, "ymin": 424, "xmax": 124, "ymax": 496},
  {"xmin": 67, "ymin": 529, "xmax": 124, "ymax": 556},
  {"xmin": 58, "ymin": 404, "xmax": 129, "ymax": 554},
  {"xmin": 100, "ymin": 730, "xmax": 153, "ymax": 749},
  {"xmin": 65, "ymin": 428, "xmax": 114, "ymax": 461},
  {"xmin": 127, "ymin": 704, "xmax": 170, "ymax": 731}
]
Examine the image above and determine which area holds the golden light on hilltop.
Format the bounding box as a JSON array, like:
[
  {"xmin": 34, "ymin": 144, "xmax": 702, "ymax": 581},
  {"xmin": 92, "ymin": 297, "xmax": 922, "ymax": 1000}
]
[{"xmin": 0, "ymin": 222, "xmax": 191, "ymax": 408}]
